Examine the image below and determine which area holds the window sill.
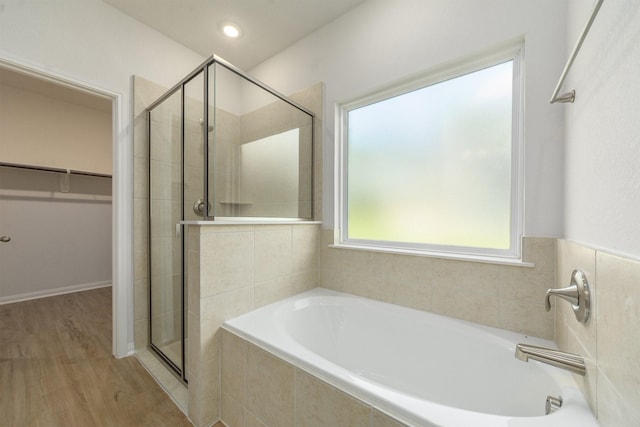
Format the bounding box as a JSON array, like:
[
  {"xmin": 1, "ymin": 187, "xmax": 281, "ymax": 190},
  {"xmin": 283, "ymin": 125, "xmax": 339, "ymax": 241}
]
[
  {"xmin": 183, "ymin": 219, "xmax": 321, "ymax": 225},
  {"xmin": 328, "ymin": 243, "xmax": 535, "ymax": 268}
]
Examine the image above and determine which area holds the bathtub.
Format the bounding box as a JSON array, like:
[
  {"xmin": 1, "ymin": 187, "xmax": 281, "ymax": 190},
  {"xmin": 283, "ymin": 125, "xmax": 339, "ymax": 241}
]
[{"xmin": 223, "ymin": 288, "xmax": 599, "ymax": 427}]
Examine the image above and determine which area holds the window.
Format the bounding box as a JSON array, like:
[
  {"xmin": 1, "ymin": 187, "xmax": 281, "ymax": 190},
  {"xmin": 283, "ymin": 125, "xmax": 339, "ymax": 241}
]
[{"xmin": 337, "ymin": 47, "xmax": 523, "ymax": 260}]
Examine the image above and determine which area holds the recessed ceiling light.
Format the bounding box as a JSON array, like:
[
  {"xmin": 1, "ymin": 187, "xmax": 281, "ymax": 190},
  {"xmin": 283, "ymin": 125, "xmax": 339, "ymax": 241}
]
[{"xmin": 221, "ymin": 22, "xmax": 242, "ymax": 38}]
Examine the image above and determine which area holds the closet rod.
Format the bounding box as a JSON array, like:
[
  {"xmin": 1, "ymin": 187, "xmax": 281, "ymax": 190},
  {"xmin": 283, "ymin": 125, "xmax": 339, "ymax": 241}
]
[
  {"xmin": 550, "ymin": 0, "xmax": 604, "ymax": 104},
  {"xmin": 0, "ymin": 162, "xmax": 112, "ymax": 178}
]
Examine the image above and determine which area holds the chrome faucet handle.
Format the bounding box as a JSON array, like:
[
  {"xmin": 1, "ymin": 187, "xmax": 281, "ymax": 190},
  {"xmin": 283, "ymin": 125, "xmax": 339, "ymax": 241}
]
[
  {"xmin": 545, "ymin": 269, "xmax": 591, "ymax": 324},
  {"xmin": 545, "ymin": 286, "xmax": 579, "ymax": 311}
]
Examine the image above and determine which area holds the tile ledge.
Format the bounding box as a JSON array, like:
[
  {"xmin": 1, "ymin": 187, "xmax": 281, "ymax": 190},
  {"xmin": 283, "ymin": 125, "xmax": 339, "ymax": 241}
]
[
  {"xmin": 329, "ymin": 243, "xmax": 536, "ymax": 267},
  {"xmin": 183, "ymin": 219, "xmax": 321, "ymax": 225}
]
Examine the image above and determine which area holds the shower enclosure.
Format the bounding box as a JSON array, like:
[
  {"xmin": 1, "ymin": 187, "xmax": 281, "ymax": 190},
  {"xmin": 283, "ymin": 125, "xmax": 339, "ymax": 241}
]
[{"xmin": 146, "ymin": 56, "xmax": 314, "ymax": 381}]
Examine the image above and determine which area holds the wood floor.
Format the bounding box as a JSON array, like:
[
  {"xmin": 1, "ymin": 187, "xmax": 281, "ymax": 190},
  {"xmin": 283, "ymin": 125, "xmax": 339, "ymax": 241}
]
[{"xmin": 0, "ymin": 287, "xmax": 193, "ymax": 427}]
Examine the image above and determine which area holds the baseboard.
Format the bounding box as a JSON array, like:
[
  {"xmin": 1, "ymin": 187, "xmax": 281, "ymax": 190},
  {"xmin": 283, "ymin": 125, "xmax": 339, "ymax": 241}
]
[{"xmin": 0, "ymin": 280, "xmax": 112, "ymax": 305}]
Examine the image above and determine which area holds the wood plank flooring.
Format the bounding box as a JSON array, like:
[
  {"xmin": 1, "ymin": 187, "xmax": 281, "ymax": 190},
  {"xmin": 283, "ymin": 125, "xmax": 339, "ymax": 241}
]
[{"xmin": 0, "ymin": 287, "xmax": 193, "ymax": 427}]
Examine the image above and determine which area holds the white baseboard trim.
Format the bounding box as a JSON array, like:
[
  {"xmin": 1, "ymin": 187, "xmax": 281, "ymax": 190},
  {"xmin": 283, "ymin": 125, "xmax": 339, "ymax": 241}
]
[{"xmin": 0, "ymin": 280, "xmax": 112, "ymax": 305}]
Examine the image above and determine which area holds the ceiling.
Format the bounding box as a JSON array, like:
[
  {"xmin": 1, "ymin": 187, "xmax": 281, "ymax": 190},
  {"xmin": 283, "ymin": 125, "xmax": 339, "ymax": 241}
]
[
  {"xmin": 1, "ymin": 1, "xmax": 366, "ymax": 114},
  {"xmin": 102, "ymin": 0, "xmax": 366, "ymax": 71}
]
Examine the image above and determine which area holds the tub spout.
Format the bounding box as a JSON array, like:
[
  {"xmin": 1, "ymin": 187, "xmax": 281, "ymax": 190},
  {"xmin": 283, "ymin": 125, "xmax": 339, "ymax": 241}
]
[{"xmin": 515, "ymin": 344, "xmax": 586, "ymax": 376}]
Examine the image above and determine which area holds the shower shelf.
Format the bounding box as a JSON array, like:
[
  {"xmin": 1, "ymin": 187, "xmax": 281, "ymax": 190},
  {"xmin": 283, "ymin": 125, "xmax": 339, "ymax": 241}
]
[
  {"xmin": 181, "ymin": 220, "xmax": 321, "ymax": 226},
  {"xmin": 219, "ymin": 200, "xmax": 253, "ymax": 205}
]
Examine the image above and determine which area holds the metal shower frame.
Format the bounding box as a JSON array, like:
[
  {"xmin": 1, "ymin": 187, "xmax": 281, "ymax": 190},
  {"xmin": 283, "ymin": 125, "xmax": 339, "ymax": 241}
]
[{"xmin": 145, "ymin": 55, "xmax": 315, "ymax": 381}]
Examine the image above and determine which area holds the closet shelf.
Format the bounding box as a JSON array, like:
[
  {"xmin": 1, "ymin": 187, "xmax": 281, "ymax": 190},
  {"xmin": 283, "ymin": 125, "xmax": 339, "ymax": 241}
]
[{"xmin": 0, "ymin": 162, "xmax": 111, "ymax": 178}]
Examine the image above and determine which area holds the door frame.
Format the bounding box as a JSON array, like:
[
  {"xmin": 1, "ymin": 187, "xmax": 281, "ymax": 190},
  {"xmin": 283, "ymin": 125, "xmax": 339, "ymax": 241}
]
[{"xmin": 0, "ymin": 55, "xmax": 132, "ymax": 358}]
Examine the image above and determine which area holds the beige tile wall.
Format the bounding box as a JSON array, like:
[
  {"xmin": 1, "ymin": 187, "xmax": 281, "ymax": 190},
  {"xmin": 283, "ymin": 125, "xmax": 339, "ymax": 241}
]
[
  {"xmin": 221, "ymin": 329, "xmax": 409, "ymax": 427},
  {"xmin": 221, "ymin": 236, "xmax": 640, "ymax": 426},
  {"xmin": 237, "ymin": 96, "xmax": 315, "ymax": 219},
  {"xmin": 187, "ymin": 223, "xmax": 321, "ymax": 427},
  {"xmin": 217, "ymin": 234, "xmax": 559, "ymax": 427},
  {"xmin": 233, "ymin": 83, "xmax": 322, "ymax": 220},
  {"xmin": 320, "ymin": 233, "xmax": 557, "ymax": 339},
  {"xmin": 212, "ymin": 108, "xmax": 240, "ymax": 218},
  {"xmin": 555, "ymin": 240, "xmax": 640, "ymax": 427},
  {"xmin": 294, "ymin": 84, "xmax": 324, "ymax": 223}
]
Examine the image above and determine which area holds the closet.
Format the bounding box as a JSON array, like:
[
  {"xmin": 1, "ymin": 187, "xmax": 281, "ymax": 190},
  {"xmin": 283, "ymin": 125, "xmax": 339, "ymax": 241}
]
[{"xmin": 0, "ymin": 66, "xmax": 113, "ymax": 303}]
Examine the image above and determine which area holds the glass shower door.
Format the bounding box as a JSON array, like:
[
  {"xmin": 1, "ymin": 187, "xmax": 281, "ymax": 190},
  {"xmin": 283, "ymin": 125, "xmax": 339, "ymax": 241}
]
[{"xmin": 149, "ymin": 89, "xmax": 184, "ymax": 377}]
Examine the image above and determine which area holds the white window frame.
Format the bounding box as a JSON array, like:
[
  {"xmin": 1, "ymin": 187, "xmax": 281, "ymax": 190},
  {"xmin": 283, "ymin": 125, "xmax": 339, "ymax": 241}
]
[{"xmin": 335, "ymin": 45, "xmax": 525, "ymax": 263}]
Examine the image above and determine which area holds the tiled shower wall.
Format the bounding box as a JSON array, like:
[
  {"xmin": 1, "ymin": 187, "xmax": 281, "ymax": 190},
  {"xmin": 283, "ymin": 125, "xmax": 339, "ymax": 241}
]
[
  {"xmin": 237, "ymin": 96, "xmax": 315, "ymax": 219},
  {"xmin": 133, "ymin": 76, "xmax": 168, "ymax": 350},
  {"xmin": 555, "ymin": 240, "xmax": 640, "ymax": 427},
  {"xmin": 136, "ymin": 78, "xmax": 212, "ymax": 352},
  {"xmin": 149, "ymin": 95, "xmax": 183, "ymax": 352}
]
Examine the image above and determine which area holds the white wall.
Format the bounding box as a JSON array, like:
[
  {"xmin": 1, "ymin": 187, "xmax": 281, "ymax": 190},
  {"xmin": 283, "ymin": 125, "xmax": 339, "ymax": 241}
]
[
  {"xmin": 0, "ymin": 168, "xmax": 113, "ymax": 303},
  {"xmin": 564, "ymin": 0, "xmax": 640, "ymax": 260},
  {"xmin": 0, "ymin": 82, "xmax": 112, "ymax": 175},
  {"xmin": 0, "ymin": 0, "xmax": 204, "ymax": 95},
  {"xmin": 0, "ymin": 0, "xmax": 205, "ymax": 355},
  {"xmin": 250, "ymin": 0, "xmax": 568, "ymax": 237}
]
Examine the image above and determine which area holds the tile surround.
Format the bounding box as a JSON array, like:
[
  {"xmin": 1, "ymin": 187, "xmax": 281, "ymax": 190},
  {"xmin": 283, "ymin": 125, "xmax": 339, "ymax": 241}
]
[
  {"xmin": 188, "ymin": 223, "xmax": 319, "ymax": 426},
  {"xmin": 219, "ymin": 237, "xmax": 638, "ymax": 426},
  {"xmin": 556, "ymin": 240, "xmax": 640, "ymax": 427},
  {"xmin": 295, "ymin": 370, "xmax": 370, "ymax": 427},
  {"xmin": 596, "ymin": 252, "xmax": 640, "ymax": 425},
  {"xmin": 255, "ymin": 227, "xmax": 293, "ymax": 283},
  {"xmin": 245, "ymin": 343, "xmax": 296, "ymax": 426},
  {"xmin": 221, "ymin": 329, "xmax": 412, "ymax": 427},
  {"xmin": 217, "ymin": 234, "xmax": 562, "ymax": 427},
  {"xmin": 200, "ymin": 230, "xmax": 255, "ymax": 298},
  {"xmin": 555, "ymin": 240, "xmax": 598, "ymax": 408},
  {"xmin": 320, "ymin": 233, "xmax": 557, "ymax": 339},
  {"xmin": 188, "ymin": 82, "xmax": 322, "ymax": 427}
]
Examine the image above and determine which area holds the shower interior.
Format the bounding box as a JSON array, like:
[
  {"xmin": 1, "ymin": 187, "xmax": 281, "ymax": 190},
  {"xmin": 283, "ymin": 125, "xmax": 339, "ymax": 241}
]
[{"xmin": 146, "ymin": 56, "xmax": 314, "ymax": 381}]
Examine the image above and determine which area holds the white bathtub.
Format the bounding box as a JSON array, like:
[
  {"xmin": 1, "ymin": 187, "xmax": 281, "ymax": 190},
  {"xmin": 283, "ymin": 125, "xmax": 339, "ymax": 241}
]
[{"xmin": 223, "ymin": 288, "xmax": 599, "ymax": 427}]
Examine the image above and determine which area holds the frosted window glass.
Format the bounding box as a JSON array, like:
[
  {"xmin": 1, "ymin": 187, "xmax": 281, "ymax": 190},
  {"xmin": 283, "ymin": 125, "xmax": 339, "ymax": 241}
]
[{"xmin": 347, "ymin": 61, "xmax": 513, "ymax": 250}]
